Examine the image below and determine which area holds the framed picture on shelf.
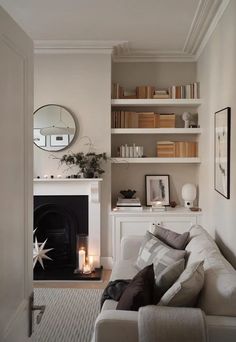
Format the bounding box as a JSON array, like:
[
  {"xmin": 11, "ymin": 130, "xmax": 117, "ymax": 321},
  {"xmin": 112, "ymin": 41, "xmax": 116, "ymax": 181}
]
[
  {"xmin": 50, "ymin": 134, "xmax": 69, "ymax": 147},
  {"xmin": 214, "ymin": 107, "xmax": 231, "ymax": 199},
  {"xmin": 33, "ymin": 128, "xmax": 46, "ymax": 147},
  {"xmin": 145, "ymin": 175, "xmax": 170, "ymax": 206}
]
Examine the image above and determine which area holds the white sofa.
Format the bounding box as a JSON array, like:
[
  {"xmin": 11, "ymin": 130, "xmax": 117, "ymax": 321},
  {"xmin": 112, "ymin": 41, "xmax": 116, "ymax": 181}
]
[{"xmin": 93, "ymin": 225, "xmax": 236, "ymax": 342}]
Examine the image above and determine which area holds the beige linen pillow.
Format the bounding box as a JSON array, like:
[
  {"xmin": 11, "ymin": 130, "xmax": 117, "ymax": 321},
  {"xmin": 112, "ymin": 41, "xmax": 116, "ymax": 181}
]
[
  {"xmin": 136, "ymin": 231, "xmax": 186, "ymax": 271},
  {"xmin": 158, "ymin": 260, "xmax": 204, "ymax": 307}
]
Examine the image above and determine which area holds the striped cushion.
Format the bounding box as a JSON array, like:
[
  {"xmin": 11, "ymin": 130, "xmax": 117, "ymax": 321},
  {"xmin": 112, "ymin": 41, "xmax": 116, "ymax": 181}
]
[{"xmin": 136, "ymin": 231, "xmax": 186, "ymax": 274}]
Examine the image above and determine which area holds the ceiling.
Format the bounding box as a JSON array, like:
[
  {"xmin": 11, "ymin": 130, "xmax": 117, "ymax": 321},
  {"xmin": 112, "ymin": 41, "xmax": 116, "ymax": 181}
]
[{"xmin": 0, "ymin": 0, "xmax": 229, "ymax": 61}]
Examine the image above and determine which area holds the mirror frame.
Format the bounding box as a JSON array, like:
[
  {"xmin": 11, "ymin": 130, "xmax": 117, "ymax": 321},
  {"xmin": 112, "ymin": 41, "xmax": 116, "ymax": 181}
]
[{"xmin": 33, "ymin": 104, "xmax": 78, "ymax": 152}]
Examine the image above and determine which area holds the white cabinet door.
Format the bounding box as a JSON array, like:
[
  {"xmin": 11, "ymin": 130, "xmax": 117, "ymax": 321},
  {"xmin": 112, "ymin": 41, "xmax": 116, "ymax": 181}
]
[
  {"xmin": 0, "ymin": 7, "xmax": 33, "ymax": 342},
  {"xmin": 112, "ymin": 213, "xmax": 198, "ymax": 261}
]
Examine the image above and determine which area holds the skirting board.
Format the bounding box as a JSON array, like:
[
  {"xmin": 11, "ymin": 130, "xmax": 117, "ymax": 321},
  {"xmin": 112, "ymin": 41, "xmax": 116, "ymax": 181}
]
[{"xmin": 100, "ymin": 257, "xmax": 113, "ymax": 270}]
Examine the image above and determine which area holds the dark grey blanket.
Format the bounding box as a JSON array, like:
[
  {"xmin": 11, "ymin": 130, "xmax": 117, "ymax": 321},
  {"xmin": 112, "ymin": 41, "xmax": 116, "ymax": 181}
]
[{"xmin": 101, "ymin": 279, "xmax": 131, "ymax": 309}]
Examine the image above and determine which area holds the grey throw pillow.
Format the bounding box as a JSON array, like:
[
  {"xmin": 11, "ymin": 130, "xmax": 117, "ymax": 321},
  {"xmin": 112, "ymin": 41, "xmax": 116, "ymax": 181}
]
[
  {"xmin": 154, "ymin": 259, "xmax": 185, "ymax": 299},
  {"xmin": 158, "ymin": 260, "xmax": 204, "ymax": 307},
  {"xmin": 152, "ymin": 224, "xmax": 190, "ymax": 249},
  {"xmin": 136, "ymin": 231, "xmax": 186, "ymax": 271}
]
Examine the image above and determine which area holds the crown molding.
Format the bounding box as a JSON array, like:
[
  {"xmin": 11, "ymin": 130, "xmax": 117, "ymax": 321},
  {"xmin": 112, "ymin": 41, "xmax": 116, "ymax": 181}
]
[
  {"xmin": 112, "ymin": 50, "xmax": 195, "ymax": 63},
  {"xmin": 184, "ymin": 0, "xmax": 230, "ymax": 58},
  {"xmin": 195, "ymin": 0, "xmax": 231, "ymax": 59},
  {"xmin": 33, "ymin": 0, "xmax": 230, "ymax": 61},
  {"xmin": 34, "ymin": 40, "xmax": 127, "ymax": 54},
  {"xmin": 113, "ymin": 0, "xmax": 230, "ymax": 62}
]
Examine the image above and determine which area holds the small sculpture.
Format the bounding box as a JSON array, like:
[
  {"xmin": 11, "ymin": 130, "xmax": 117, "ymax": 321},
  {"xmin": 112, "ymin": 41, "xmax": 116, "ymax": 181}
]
[
  {"xmin": 120, "ymin": 189, "xmax": 136, "ymax": 199},
  {"xmin": 182, "ymin": 112, "xmax": 191, "ymax": 128}
]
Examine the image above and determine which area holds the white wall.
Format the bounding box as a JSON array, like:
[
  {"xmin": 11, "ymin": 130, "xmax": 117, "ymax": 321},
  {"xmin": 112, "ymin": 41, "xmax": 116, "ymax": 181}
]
[
  {"xmin": 112, "ymin": 62, "xmax": 199, "ymax": 207},
  {"xmin": 197, "ymin": 0, "xmax": 236, "ymax": 267},
  {"xmin": 34, "ymin": 53, "xmax": 112, "ymax": 258}
]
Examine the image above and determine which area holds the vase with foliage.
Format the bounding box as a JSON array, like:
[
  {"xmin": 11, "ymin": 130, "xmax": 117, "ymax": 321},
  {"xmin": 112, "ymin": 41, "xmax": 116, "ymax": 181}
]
[{"xmin": 60, "ymin": 152, "xmax": 107, "ymax": 178}]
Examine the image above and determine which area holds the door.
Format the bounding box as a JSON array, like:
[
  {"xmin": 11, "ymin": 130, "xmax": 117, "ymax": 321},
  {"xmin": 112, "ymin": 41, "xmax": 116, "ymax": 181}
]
[{"xmin": 0, "ymin": 6, "xmax": 33, "ymax": 342}]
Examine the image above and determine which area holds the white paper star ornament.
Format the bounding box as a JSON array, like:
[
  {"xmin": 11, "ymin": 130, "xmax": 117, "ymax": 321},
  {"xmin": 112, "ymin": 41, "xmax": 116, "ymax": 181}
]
[{"xmin": 33, "ymin": 237, "xmax": 54, "ymax": 269}]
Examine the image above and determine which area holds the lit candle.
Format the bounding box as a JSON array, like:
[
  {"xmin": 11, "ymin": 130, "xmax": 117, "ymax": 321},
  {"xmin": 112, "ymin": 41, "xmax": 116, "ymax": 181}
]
[
  {"xmin": 83, "ymin": 263, "xmax": 92, "ymax": 274},
  {"xmin": 88, "ymin": 255, "xmax": 94, "ymax": 271},
  {"xmin": 153, "ymin": 200, "xmax": 163, "ymax": 207},
  {"xmin": 78, "ymin": 249, "xmax": 85, "ymax": 271}
]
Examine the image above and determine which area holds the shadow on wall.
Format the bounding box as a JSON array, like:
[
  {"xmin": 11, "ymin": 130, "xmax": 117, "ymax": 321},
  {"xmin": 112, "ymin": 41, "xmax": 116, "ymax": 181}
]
[{"xmin": 215, "ymin": 231, "xmax": 236, "ymax": 269}]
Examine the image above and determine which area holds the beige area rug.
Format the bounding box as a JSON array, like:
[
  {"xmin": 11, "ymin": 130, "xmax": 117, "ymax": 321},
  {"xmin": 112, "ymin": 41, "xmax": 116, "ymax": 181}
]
[{"xmin": 32, "ymin": 288, "xmax": 103, "ymax": 342}]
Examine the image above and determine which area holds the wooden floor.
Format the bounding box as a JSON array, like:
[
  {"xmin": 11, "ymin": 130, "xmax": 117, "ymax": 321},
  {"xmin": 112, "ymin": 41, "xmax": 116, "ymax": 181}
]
[{"xmin": 34, "ymin": 269, "xmax": 111, "ymax": 289}]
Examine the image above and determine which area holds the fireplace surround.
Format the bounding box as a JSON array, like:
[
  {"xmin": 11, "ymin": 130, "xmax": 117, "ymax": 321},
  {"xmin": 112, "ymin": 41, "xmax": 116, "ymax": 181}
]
[{"xmin": 33, "ymin": 178, "xmax": 102, "ymax": 280}]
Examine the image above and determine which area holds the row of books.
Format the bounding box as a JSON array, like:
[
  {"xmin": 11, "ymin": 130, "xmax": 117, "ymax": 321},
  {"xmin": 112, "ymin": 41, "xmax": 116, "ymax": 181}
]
[
  {"xmin": 169, "ymin": 83, "xmax": 200, "ymax": 99},
  {"xmin": 156, "ymin": 141, "xmax": 198, "ymax": 158},
  {"xmin": 111, "ymin": 83, "xmax": 200, "ymax": 99},
  {"xmin": 118, "ymin": 144, "xmax": 144, "ymax": 158},
  {"xmin": 112, "ymin": 111, "xmax": 176, "ymax": 128}
]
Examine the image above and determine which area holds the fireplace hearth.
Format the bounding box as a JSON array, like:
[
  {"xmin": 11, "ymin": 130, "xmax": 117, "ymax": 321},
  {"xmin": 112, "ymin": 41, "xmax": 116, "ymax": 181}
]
[{"xmin": 33, "ymin": 178, "xmax": 102, "ymax": 280}]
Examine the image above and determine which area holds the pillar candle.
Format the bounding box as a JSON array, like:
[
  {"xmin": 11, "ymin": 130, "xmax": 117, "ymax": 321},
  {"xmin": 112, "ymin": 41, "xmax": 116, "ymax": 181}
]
[{"xmin": 78, "ymin": 249, "xmax": 85, "ymax": 271}]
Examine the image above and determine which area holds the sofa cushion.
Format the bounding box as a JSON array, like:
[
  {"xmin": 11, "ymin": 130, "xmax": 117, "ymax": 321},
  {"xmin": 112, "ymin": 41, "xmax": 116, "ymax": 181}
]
[
  {"xmin": 152, "ymin": 224, "xmax": 189, "ymax": 249},
  {"xmin": 110, "ymin": 260, "xmax": 138, "ymax": 281},
  {"xmin": 136, "ymin": 231, "xmax": 186, "ymax": 271},
  {"xmin": 117, "ymin": 264, "xmax": 155, "ymax": 311},
  {"xmin": 155, "ymin": 259, "xmax": 185, "ymax": 300},
  {"xmin": 158, "ymin": 261, "xmax": 204, "ymax": 307},
  {"xmin": 185, "ymin": 225, "xmax": 236, "ymax": 316}
]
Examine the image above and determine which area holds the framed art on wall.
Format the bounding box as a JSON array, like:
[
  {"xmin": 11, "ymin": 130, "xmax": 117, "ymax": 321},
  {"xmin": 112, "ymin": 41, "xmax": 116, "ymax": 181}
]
[
  {"xmin": 145, "ymin": 175, "xmax": 170, "ymax": 206},
  {"xmin": 214, "ymin": 107, "xmax": 231, "ymax": 199}
]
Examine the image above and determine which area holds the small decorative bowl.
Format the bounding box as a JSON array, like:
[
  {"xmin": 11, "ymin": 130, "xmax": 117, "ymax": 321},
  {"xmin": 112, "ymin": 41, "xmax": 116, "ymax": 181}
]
[{"xmin": 120, "ymin": 189, "xmax": 136, "ymax": 199}]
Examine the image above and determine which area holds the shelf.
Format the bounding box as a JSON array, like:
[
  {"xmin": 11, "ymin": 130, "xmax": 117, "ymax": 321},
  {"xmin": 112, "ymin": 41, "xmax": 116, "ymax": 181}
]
[
  {"xmin": 111, "ymin": 128, "xmax": 202, "ymax": 134},
  {"xmin": 110, "ymin": 206, "xmax": 202, "ymax": 216},
  {"xmin": 111, "ymin": 157, "xmax": 200, "ymax": 164},
  {"xmin": 111, "ymin": 99, "xmax": 203, "ymax": 107}
]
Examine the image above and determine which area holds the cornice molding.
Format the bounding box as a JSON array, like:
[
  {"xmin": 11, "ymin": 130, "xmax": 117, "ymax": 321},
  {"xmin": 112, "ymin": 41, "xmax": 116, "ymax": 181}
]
[
  {"xmin": 195, "ymin": 0, "xmax": 231, "ymax": 59},
  {"xmin": 34, "ymin": 40, "xmax": 127, "ymax": 54},
  {"xmin": 33, "ymin": 0, "xmax": 230, "ymax": 61},
  {"xmin": 112, "ymin": 50, "xmax": 195, "ymax": 63},
  {"xmin": 183, "ymin": 0, "xmax": 230, "ymax": 57}
]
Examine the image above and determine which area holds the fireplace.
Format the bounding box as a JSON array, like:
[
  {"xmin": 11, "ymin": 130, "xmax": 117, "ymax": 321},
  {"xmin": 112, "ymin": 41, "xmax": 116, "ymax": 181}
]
[
  {"xmin": 33, "ymin": 179, "xmax": 102, "ymax": 280},
  {"xmin": 34, "ymin": 195, "xmax": 88, "ymax": 272}
]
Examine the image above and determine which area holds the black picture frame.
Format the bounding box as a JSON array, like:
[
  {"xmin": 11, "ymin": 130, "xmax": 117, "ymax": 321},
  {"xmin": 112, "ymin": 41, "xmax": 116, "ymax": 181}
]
[
  {"xmin": 214, "ymin": 107, "xmax": 231, "ymax": 199},
  {"xmin": 145, "ymin": 174, "xmax": 170, "ymax": 206}
]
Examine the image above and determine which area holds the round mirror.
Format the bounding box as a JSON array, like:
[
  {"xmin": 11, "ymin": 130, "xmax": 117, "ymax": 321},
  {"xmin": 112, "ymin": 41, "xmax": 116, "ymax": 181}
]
[{"xmin": 33, "ymin": 104, "xmax": 77, "ymax": 151}]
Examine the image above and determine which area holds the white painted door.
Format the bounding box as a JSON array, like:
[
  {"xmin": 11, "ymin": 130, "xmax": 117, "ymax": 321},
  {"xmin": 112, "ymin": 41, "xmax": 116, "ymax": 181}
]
[{"xmin": 0, "ymin": 6, "xmax": 33, "ymax": 342}]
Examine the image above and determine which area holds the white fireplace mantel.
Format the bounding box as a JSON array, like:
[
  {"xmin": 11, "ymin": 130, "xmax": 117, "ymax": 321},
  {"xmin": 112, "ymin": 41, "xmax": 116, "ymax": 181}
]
[{"xmin": 34, "ymin": 178, "xmax": 102, "ymax": 267}]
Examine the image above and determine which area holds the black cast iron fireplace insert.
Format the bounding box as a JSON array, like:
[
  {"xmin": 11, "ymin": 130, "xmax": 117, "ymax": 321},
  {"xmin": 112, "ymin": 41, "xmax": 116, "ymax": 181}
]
[{"xmin": 33, "ymin": 195, "xmax": 103, "ymax": 280}]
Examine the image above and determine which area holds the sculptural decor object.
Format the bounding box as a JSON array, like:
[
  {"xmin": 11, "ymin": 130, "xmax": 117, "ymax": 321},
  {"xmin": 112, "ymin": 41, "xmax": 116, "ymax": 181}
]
[{"xmin": 120, "ymin": 189, "xmax": 136, "ymax": 199}]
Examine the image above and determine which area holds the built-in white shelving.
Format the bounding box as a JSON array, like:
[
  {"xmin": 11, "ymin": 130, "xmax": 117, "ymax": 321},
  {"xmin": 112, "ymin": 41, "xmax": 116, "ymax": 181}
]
[
  {"xmin": 111, "ymin": 99, "xmax": 203, "ymax": 107},
  {"xmin": 111, "ymin": 128, "xmax": 202, "ymax": 134},
  {"xmin": 111, "ymin": 157, "xmax": 200, "ymax": 164}
]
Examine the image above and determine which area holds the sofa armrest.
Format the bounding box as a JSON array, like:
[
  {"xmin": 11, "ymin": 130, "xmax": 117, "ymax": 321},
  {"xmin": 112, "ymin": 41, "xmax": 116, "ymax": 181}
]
[
  {"xmin": 206, "ymin": 315, "xmax": 236, "ymax": 342},
  {"xmin": 94, "ymin": 310, "xmax": 138, "ymax": 342},
  {"xmin": 120, "ymin": 235, "xmax": 144, "ymax": 261}
]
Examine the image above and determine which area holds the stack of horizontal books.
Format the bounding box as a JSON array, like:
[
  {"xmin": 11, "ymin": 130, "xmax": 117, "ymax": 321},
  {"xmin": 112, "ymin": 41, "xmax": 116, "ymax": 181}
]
[{"xmin": 116, "ymin": 198, "xmax": 142, "ymax": 211}]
